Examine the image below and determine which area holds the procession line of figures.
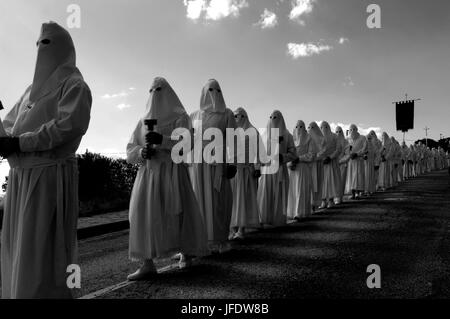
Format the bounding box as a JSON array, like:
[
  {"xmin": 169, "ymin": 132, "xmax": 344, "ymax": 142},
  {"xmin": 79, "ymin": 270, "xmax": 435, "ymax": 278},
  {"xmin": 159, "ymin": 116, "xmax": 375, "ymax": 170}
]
[
  {"xmin": 124, "ymin": 76, "xmax": 450, "ymax": 282},
  {"xmin": 1, "ymin": 22, "xmax": 450, "ymax": 299}
]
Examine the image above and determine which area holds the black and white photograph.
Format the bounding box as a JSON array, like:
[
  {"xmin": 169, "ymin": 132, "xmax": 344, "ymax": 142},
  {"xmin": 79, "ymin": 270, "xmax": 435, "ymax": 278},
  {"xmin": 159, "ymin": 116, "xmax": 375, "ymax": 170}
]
[{"xmin": 0, "ymin": 0, "xmax": 449, "ymax": 312}]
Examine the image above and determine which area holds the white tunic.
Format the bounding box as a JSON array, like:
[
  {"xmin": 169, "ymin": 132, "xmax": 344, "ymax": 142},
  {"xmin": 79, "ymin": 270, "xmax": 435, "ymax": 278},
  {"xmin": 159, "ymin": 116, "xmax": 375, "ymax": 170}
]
[
  {"xmin": 1, "ymin": 66, "xmax": 91, "ymax": 299},
  {"xmin": 287, "ymin": 131, "xmax": 314, "ymax": 219},
  {"xmin": 345, "ymin": 134, "xmax": 368, "ymax": 192},
  {"xmin": 127, "ymin": 113, "xmax": 207, "ymax": 261}
]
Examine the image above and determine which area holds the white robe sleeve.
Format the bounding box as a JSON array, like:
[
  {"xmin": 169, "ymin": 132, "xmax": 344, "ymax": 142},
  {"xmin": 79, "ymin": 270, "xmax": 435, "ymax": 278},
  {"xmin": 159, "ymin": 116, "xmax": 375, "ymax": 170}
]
[
  {"xmin": 18, "ymin": 80, "xmax": 92, "ymax": 152},
  {"xmin": 126, "ymin": 121, "xmax": 145, "ymax": 166},
  {"xmin": 159, "ymin": 114, "xmax": 191, "ymax": 151},
  {"xmin": 2, "ymin": 86, "xmax": 31, "ymax": 136}
]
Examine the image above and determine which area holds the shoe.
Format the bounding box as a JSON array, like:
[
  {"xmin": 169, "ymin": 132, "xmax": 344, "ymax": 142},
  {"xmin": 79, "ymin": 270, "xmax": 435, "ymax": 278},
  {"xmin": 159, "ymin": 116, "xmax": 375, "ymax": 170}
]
[
  {"xmin": 233, "ymin": 232, "xmax": 244, "ymax": 240},
  {"xmin": 327, "ymin": 201, "xmax": 334, "ymax": 209},
  {"xmin": 127, "ymin": 265, "xmax": 157, "ymax": 281},
  {"xmin": 318, "ymin": 201, "xmax": 327, "ymax": 210},
  {"xmin": 228, "ymin": 232, "xmax": 236, "ymax": 241},
  {"xmin": 170, "ymin": 253, "xmax": 182, "ymax": 261},
  {"xmin": 179, "ymin": 258, "xmax": 193, "ymax": 270}
]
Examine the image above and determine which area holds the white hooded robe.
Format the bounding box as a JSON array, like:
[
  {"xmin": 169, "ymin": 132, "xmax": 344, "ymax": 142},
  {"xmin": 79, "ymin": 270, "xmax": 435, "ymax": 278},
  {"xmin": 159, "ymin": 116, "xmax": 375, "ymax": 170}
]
[
  {"xmin": 126, "ymin": 77, "xmax": 207, "ymax": 261},
  {"xmin": 190, "ymin": 79, "xmax": 236, "ymax": 246},
  {"xmin": 287, "ymin": 121, "xmax": 314, "ymax": 219},
  {"xmin": 258, "ymin": 111, "xmax": 296, "ymax": 226},
  {"xmin": 229, "ymin": 107, "xmax": 262, "ymax": 229},
  {"xmin": 1, "ymin": 22, "xmax": 92, "ymax": 299}
]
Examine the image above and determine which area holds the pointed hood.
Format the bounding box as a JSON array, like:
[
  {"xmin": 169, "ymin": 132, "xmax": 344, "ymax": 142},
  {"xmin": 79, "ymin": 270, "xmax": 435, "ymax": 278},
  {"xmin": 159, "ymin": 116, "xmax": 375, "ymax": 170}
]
[
  {"xmin": 308, "ymin": 121, "xmax": 324, "ymax": 147},
  {"xmin": 320, "ymin": 121, "xmax": 335, "ymax": 144},
  {"xmin": 234, "ymin": 107, "xmax": 253, "ymax": 130},
  {"xmin": 266, "ymin": 110, "xmax": 288, "ymax": 154},
  {"xmin": 30, "ymin": 22, "xmax": 76, "ymax": 102},
  {"xmin": 143, "ymin": 77, "xmax": 187, "ymax": 127},
  {"xmin": 200, "ymin": 79, "xmax": 226, "ymax": 113},
  {"xmin": 382, "ymin": 132, "xmax": 391, "ymax": 148},
  {"xmin": 349, "ymin": 124, "xmax": 360, "ymax": 141},
  {"xmin": 293, "ymin": 120, "xmax": 309, "ymax": 147}
]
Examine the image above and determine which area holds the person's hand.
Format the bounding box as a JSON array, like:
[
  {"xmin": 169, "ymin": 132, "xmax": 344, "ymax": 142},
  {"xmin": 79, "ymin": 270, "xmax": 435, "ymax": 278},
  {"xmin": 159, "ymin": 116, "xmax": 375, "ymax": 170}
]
[
  {"xmin": 145, "ymin": 132, "xmax": 163, "ymax": 145},
  {"xmin": 323, "ymin": 157, "xmax": 331, "ymax": 165},
  {"xmin": 278, "ymin": 154, "xmax": 284, "ymax": 164},
  {"xmin": 394, "ymin": 163, "xmax": 399, "ymax": 168},
  {"xmin": 0, "ymin": 137, "xmax": 20, "ymax": 158},
  {"xmin": 374, "ymin": 165, "xmax": 380, "ymax": 171},
  {"xmin": 350, "ymin": 153, "xmax": 358, "ymax": 160},
  {"xmin": 381, "ymin": 156, "xmax": 386, "ymax": 162},
  {"xmin": 141, "ymin": 146, "xmax": 156, "ymax": 160},
  {"xmin": 408, "ymin": 160, "xmax": 413, "ymax": 165},
  {"xmin": 289, "ymin": 164, "xmax": 296, "ymax": 171},
  {"xmin": 225, "ymin": 164, "xmax": 237, "ymax": 179},
  {"xmin": 253, "ymin": 169, "xmax": 262, "ymax": 179},
  {"xmin": 279, "ymin": 136, "xmax": 284, "ymax": 144},
  {"xmin": 363, "ymin": 155, "xmax": 368, "ymax": 161}
]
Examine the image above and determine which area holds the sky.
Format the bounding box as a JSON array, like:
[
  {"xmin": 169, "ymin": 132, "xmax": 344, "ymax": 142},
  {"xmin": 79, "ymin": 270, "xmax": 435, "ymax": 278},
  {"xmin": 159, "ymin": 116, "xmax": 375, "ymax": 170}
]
[{"xmin": 0, "ymin": 0, "xmax": 449, "ymax": 161}]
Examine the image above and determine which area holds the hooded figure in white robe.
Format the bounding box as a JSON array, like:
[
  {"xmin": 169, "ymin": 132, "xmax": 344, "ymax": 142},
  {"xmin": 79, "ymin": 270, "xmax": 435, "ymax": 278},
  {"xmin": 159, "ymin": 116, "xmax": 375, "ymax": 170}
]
[
  {"xmin": 415, "ymin": 143, "xmax": 422, "ymax": 175},
  {"xmin": 229, "ymin": 107, "xmax": 263, "ymax": 239},
  {"xmin": 390, "ymin": 137, "xmax": 401, "ymax": 185},
  {"xmin": 401, "ymin": 142, "xmax": 412, "ymax": 179},
  {"xmin": 126, "ymin": 77, "xmax": 207, "ymax": 280},
  {"xmin": 334, "ymin": 126, "xmax": 349, "ymax": 204},
  {"xmin": 378, "ymin": 132, "xmax": 394, "ymax": 190},
  {"xmin": 0, "ymin": 22, "xmax": 92, "ymax": 299},
  {"xmin": 368, "ymin": 131, "xmax": 382, "ymax": 189},
  {"xmin": 307, "ymin": 122, "xmax": 324, "ymax": 209},
  {"xmin": 190, "ymin": 79, "xmax": 237, "ymax": 252},
  {"xmin": 317, "ymin": 121, "xmax": 342, "ymax": 208},
  {"xmin": 287, "ymin": 120, "xmax": 314, "ymax": 219},
  {"xmin": 364, "ymin": 132, "xmax": 377, "ymax": 195},
  {"xmin": 408, "ymin": 145, "xmax": 417, "ymax": 177},
  {"xmin": 258, "ymin": 110, "xmax": 296, "ymax": 226},
  {"xmin": 345, "ymin": 124, "xmax": 368, "ymax": 198}
]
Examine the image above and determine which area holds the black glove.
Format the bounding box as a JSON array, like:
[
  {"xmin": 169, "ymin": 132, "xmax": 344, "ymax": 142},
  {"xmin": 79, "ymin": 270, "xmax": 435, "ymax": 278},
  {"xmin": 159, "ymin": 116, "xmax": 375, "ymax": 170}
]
[
  {"xmin": 142, "ymin": 146, "xmax": 157, "ymax": 160},
  {"xmin": 323, "ymin": 157, "xmax": 331, "ymax": 165},
  {"xmin": 289, "ymin": 164, "xmax": 297, "ymax": 171},
  {"xmin": 253, "ymin": 169, "xmax": 262, "ymax": 179},
  {"xmin": 381, "ymin": 156, "xmax": 386, "ymax": 162},
  {"xmin": 408, "ymin": 160, "xmax": 413, "ymax": 165},
  {"xmin": 350, "ymin": 153, "xmax": 358, "ymax": 160},
  {"xmin": 279, "ymin": 136, "xmax": 284, "ymax": 143},
  {"xmin": 363, "ymin": 155, "xmax": 368, "ymax": 161},
  {"xmin": 225, "ymin": 164, "xmax": 237, "ymax": 179},
  {"xmin": 292, "ymin": 158, "xmax": 300, "ymax": 165},
  {"xmin": 0, "ymin": 137, "xmax": 20, "ymax": 158},
  {"xmin": 374, "ymin": 165, "xmax": 380, "ymax": 171},
  {"xmin": 145, "ymin": 132, "xmax": 163, "ymax": 145},
  {"xmin": 401, "ymin": 160, "xmax": 405, "ymax": 165},
  {"xmin": 394, "ymin": 163, "xmax": 399, "ymax": 168},
  {"xmin": 278, "ymin": 154, "xmax": 284, "ymax": 164}
]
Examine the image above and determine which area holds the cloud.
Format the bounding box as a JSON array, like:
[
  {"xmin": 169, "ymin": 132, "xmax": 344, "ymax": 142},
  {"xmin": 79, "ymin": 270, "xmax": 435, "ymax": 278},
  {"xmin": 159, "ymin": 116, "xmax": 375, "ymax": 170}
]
[
  {"xmin": 289, "ymin": 0, "xmax": 314, "ymax": 25},
  {"xmin": 117, "ymin": 103, "xmax": 132, "ymax": 110},
  {"xmin": 255, "ymin": 9, "xmax": 278, "ymax": 29},
  {"xmin": 101, "ymin": 91, "xmax": 129, "ymax": 99},
  {"xmin": 183, "ymin": 0, "xmax": 206, "ymax": 20},
  {"xmin": 343, "ymin": 76, "xmax": 355, "ymax": 87},
  {"xmin": 184, "ymin": 0, "xmax": 249, "ymax": 21},
  {"xmin": 287, "ymin": 42, "xmax": 332, "ymax": 58},
  {"xmin": 339, "ymin": 37, "xmax": 349, "ymax": 44}
]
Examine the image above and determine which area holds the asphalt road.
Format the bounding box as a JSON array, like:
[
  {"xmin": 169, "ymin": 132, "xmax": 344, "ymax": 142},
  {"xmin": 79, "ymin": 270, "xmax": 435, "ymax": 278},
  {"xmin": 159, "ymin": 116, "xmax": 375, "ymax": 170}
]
[{"xmin": 73, "ymin": 169, "xmax": 450, "ymax": 299}]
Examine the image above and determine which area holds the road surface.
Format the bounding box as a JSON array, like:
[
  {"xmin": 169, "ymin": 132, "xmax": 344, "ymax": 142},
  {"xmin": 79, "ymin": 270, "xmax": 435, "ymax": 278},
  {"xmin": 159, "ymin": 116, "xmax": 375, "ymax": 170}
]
[{"xmin": 74, "ymin": 169, "xmax": 450, "ymax": 299}]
